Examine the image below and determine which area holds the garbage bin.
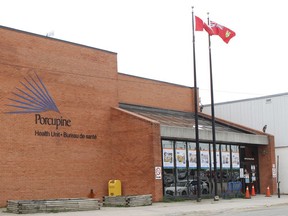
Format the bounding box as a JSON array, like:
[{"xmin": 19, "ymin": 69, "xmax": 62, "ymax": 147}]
[{"xmin": 108, "ymin": 180, "xmax": 122, "ymax": 196}]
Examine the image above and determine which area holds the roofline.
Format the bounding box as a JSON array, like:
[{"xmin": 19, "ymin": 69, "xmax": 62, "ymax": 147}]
[
  {"xmin": 118, "ymin": 72, "xmax": 195, "ymax": 89},
  {"xmin": 120, "ymin": 103, "xmax": 262, "ymax": 135},
  {"xmin": 199, "ymin": 112, "xmax": 270, "ymax": 136},
  {"xmin": 161, "ymin": 125, "xmax": 269, "ymax": 145},
  {"xmin": 119, "ymin": 103, "xmax": 194, "ymax": 116},
  {"xmin": 0, "ymin": 25, "xmax": 117, "ymax": 55},
  {"xmin": 205, "ymin": 92, "xmax": 288, "ymax": 106}
]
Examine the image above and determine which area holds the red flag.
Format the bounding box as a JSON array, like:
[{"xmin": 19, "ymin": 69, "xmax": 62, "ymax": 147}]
[
  {"xmin": 195, "ymin": 16, "xmax": 204, "ymax": 31},
  {"xmin": 195, "ymin": 16, "xmax": 214, "ymax": 35},
  {"xmin": 209, "ymin": 21, "xmax": 236, "ymax": 43}
]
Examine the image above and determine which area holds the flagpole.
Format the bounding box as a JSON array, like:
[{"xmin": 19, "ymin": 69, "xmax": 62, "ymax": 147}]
[
  {"xmin": 192, "ymin": 6, "xmax": 201, "ymax": 202},
  {"xmin": 207, "ymin": 12, "xmax": 219, "ymax": 201}
]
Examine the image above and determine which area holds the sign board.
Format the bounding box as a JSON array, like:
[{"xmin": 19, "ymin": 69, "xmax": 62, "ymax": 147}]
[
  {"xmin": 272, "ymin": 164, "xmax": 276, "ymax": 178},
  {"xmin": 240, "ymin": 168, "xmax": 244, "ymax": 178},
  {"xmin": 155, "ymin": 167, "xmax": 162, "ymax": 179}
]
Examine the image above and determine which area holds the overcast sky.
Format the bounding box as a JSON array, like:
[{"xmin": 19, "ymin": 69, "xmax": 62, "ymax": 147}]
[{"xmin": 1, "ymin": 0, "xmax": 287, "ymax": 104}]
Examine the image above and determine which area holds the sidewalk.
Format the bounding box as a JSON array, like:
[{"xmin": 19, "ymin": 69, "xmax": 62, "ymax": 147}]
[{"xmin": 1, "ymin": 195, "xmax": 288, "ymax": 216}]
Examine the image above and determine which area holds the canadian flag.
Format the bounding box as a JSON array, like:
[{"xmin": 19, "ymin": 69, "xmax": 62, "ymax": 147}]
[{"xmin": 195, "ymin": 16, "xmax": 214, "ymax": 35}]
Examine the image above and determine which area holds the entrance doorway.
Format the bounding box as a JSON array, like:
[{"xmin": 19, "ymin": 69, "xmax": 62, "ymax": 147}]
[{"xmin": 240, "ymin": 145, "xmax": 260, "ymax": 194}]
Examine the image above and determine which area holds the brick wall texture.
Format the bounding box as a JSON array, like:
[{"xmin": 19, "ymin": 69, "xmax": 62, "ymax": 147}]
[
  {"xmin": 117, "ymin": 73, "xmax": 195, "ymax": 112},
  {"xmin": 110, "ymin": 108, "xmax": 162, "ymax": 201},
  {"xmin": 0, "ymin": 27, "xmax": 119, "ymax": 207}
]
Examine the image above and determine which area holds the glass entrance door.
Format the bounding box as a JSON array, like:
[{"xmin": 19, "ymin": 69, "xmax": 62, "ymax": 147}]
[{"xmin": 240, "ymin": 145, "xmax": 259, "ymax": 194}]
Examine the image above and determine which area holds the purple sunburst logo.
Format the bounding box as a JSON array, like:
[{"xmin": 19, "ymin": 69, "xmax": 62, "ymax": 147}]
[{"xmin": 5, "ymin": 73, "xmax": 59, "ymax": 114}]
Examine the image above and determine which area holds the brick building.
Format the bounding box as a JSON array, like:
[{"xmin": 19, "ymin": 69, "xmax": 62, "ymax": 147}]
[{"xmin": 0, "ymin": 26, "xmax": 276, "ymax": 207}]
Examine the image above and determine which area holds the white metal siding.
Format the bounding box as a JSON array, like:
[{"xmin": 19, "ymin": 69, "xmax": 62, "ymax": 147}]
[
  {"xmin": 276, "ymin": 148, "xmax": 288, "ymax": 193},
  {"xmin": 203, "ymin": 93, "xmax": 288, "ymax": 194},
  {"xmin": 203, "ymin": 95, "xmax": 288, "ymax": 148}
]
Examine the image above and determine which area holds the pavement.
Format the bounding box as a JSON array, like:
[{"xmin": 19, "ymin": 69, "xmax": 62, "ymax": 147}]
[{"xmin": 1, "ymin": 195, "xmax": 288, "ymax": 216}]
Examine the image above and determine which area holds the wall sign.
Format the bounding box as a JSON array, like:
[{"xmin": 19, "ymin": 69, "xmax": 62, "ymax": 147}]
[
  {"xmin": 5, "ymin": 73, "xmax": 97, "ymax": 140},
  {"xmin": 155, "ymin": 167, "xmax": 162, "ymax": 179}
]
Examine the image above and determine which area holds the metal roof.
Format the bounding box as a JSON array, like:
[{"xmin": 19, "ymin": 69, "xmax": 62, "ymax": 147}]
[
  {"xmin": 119, "ymin": 103, "xmax": 269, "ymax": 145},
  {"xmin": 120, "ymin": 103, "xmax": 246, "ymax": 133}
]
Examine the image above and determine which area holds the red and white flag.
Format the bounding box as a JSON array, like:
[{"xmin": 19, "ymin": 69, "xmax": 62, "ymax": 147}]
[
  {"xmin": 209, "ymin": 21, "xmax": 236, "ymax": 43},
  {"xmin": 195, "ymin": 16, "xmax": 214, "ymax": 35}
]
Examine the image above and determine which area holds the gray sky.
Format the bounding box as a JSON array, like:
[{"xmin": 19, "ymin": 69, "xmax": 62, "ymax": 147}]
[{"xmin": 1, "ymin": 0, "xmax": 287, "ymax": 104}]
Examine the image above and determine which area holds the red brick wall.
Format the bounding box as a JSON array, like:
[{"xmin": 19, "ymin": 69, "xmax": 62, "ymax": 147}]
[
  {"xmin": 118, "ymin": 73, "xmax": 196, "ymax": 113},
  {"xmin": 110, "ymin": 108, "xmax": 162, "ymax": 201},
  {"xmin": 0, "ymin": 27, "xmax": 118, "ymax": 206},
  {"xmin": 258, "ymin": 135, "xmax": 277, "ymax": 194}
]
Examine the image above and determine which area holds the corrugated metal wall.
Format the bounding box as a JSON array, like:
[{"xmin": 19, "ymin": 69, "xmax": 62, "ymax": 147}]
[{"xmin": 203, "ymin": 93, "xmax": 288, "ymax": 193}]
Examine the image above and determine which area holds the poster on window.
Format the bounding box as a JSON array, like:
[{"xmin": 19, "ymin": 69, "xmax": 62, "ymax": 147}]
[
  {"xmin": 201, "ymin": 150, "xmax": 209, "ymax": 169},
  {"xmin": 176, "ymin": 149, "xmax": 186, "ymax": 168},
  {"xmin": 188, "ymin": 150, "xmax": 197, "ymax": 168},
  {"xmin": 232, "ymin": 152, "xmax": 240, "ymax": 169},
  {"xmin": 163, "ymin": 148, "xmax": 174, "ymax": 168},
  {"xmin": 222, "ymin": 151, "xmax": 230, "ymax": 169}
]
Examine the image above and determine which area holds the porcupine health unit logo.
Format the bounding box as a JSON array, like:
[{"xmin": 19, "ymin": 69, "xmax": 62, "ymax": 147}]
[{"xmin": 5, "ymin": 73, "xmax": 71, "ymax": 130}]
